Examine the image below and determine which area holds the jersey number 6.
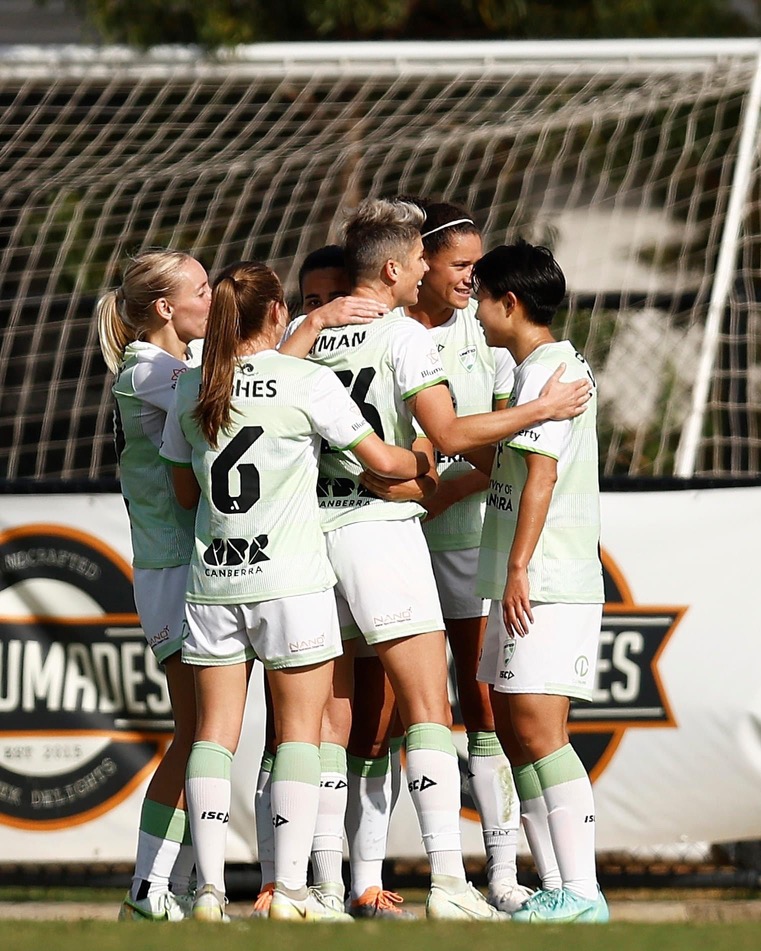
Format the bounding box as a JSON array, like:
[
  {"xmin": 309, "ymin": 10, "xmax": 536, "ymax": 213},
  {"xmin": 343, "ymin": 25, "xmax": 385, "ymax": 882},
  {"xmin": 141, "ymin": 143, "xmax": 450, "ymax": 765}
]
[{"xmin": 210, "ymin": 426, "xmax": 263, "ymax": 514}]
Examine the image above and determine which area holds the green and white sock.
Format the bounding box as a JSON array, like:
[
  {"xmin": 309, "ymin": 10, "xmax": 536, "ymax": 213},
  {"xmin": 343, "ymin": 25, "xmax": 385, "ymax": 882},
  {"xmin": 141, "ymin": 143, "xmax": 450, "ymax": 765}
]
[
  {"xmin": 534, "ymin": 744, "xmax": 598, "ymax": 900},
  {"xmin": 311, "ymin": 742, "xmax": 347, "ymax": 887},
  {"xmin": 346, "ymin": 753, "xmax": 392, "ymax": 901},
  {"xmin": 513, "ymin": 762, "xmax": 562, "ymax": 890},
  {"xmin": 467, "ymin": 731, "xmax": 519, "ymax": 887},
  {"xmin": 132, "ymin": 799, "xmax": 189, "ymax": 900},
  {"xmin": 273, "ymin": 741, "xmax": 321, "ymax": 891},
  {"xmin": 185, "ymin": 741, "xmax": 233, "ymax": 894},
  {"xmin": 406, "ymin": 722, "xmax": 465, "ymax": 882},
  {"xmin": 389, "ymin": 733, "xmax": 405, "ymax": 813}
]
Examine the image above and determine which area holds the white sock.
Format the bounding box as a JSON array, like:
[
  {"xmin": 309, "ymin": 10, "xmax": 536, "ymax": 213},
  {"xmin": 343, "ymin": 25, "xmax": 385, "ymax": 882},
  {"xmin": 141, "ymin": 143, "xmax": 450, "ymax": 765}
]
[
  {"xmin": 169, "ymin": 843, "xmax": 195, "ymax": 895},
  {"xmin": 185, "ymin": 741, "xmax": 233, "ymax": 894},
  {"xmin": 273, "ymin": 741, "xmax": 321, "ymax": 891},
  {"xmin": 346, "ymin": 753, "xmax": 392, "ymax": 900},
  {"xmin": 534, "ymin": 744, "xmax": 599, "ymax": 900},
  {"xmin": 131, "ymin": 800, "xmax": 188, "ymax": 899},
  {"xmin": 254, "ymin": 749, "xmax": 275, "ymax": 887},
  {"xmin": 467, "ymin": 732, "xmax": 519, "ymax": 888},
  {"xmin": 513, "ymin": 762, "xmax": 562, "ymax": 890},
  {"xmin": 389, "ymin": 734, "xmax": 404, "ymax": 814},
  {"xmin": 310, "ymin": 742, "xmax": 347, "ymax": 887},
  {"xmin": 405, "ymin": 722, "xmax": 465, "ymax": 882}
]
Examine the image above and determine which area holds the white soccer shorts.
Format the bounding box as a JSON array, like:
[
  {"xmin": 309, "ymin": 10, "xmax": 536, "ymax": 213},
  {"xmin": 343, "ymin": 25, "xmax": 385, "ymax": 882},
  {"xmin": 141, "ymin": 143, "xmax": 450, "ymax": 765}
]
[
  {"xmin": 430, "ymin": 547, "xmax": 489, "ymax": 620},
  {"xmin": 325, "ymin": 517, "xmax": 445, "ymax": 646},
  {"xmin": 133, "ymin": 564, "xmax": 189, "ymax": 663},
  {"xmin": 477, "ymin": 599, "xmax": 603, "ymax": 702},
  {"xmin": 182, "ymin": 588, "xmax": 343, "ymax": 670}
]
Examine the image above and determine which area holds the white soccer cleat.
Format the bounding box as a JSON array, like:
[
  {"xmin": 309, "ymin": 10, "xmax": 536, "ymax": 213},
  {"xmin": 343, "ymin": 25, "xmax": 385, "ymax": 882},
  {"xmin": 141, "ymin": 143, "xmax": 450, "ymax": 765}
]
[
  {"xmin": 118, "ymin": 887, "xmax": 191, "ymax": 922},
  {"xmin": 192, "ymin": 883, "xmax": 230, "ymax": 922},
  {"xmin": 426, "ymin": 880, "xmax": 509, "ymax": 921},
  {"xmin": 313, "ymin": 881, "xmax": 347, "ymax": 914},
  {"xmin": 269, "ymin": 884, "xmax": 353, "ymax": 922},
  {"xmin": 488, "ymin": 881, "xmax": 537, "ymax": 914}
]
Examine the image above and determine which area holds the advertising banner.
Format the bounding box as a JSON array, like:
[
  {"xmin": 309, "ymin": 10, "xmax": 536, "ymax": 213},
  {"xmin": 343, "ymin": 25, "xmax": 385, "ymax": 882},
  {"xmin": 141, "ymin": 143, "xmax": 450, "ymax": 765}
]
[{"xmin": 1, "ymin": 488, "xmax": 759, "ymax": 861}]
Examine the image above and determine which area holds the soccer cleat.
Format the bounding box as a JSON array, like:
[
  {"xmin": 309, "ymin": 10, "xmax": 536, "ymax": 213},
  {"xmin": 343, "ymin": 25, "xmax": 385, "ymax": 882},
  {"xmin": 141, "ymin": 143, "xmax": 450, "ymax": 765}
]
[
  {"xmin": 269, "ymin": 884, "xmax": 353, "ymax": 922},
  {"xmin": 426, "ymin": 879, "xmax": 509, "ymax": 921},
  {"xmin": 487, "ymin": 881, "xmax": 537, "ymax": 915},
  {"xmin": 192, "ymin": 883, "xmax": 230, "ymax": 922},
  {"xmin": 349, "ymin": 886, "xmax": 416, "ymax": 920},
  {"xmin": 251, "ymin": 881, "xmax": 275, "ymax": 918},
  {"xmin": 511, "ymin": 887, "xmax": 609, "ymax": 923},
  {"xmin": 313, "ymin": 881, "xmax": 346, "ymax": 914},
  {"xmin": 118, "ymin": 888, "xmax": 191, "ymax": 922}
]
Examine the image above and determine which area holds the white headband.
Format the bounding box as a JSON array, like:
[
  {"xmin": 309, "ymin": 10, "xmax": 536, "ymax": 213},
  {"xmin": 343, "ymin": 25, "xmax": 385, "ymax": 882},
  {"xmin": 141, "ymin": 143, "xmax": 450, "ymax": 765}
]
[{"xmin": 420, "ymin": 218, "xmax": 475, "ymax": 239}]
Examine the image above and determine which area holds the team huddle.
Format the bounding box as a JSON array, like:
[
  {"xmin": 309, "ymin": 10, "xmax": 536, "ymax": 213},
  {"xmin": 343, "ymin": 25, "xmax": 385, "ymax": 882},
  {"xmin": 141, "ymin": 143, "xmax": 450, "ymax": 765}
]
[{"xmin": 97, "ymin": 196, "xmax": 607, "ymax": 924}]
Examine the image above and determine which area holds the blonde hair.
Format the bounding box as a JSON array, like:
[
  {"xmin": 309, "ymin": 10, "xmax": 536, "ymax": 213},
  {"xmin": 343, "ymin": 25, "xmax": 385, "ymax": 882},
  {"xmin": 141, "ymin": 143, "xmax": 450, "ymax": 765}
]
[
  {"xmin": 340, "ymin": 198, "xmax": 426, "ymax": 284},
  {"xmin": 195, "ymin": 261, "xmax": 285, "ymax": 448},
  {"xmin": 96, "ymin": 249, "xmax": 195, "ymax": 373}
]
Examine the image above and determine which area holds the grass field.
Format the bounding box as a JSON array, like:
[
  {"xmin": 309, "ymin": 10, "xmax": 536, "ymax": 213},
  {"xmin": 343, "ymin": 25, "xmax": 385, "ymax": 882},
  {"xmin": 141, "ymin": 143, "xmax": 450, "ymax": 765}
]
[{"xmin": 3, "ymin": 920, "xmax": 761, "ymax": 951}]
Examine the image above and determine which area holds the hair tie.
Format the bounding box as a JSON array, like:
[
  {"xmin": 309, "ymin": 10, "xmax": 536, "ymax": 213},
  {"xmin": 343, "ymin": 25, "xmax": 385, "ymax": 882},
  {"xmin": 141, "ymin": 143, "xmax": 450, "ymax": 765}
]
[{"xmin": 421, "ymin": 218, "xmax": 475, "ymax": 239}]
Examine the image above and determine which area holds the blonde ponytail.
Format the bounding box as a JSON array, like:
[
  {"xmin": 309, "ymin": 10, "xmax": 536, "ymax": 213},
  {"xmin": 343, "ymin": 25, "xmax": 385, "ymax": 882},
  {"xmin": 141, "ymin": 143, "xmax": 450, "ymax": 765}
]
[{"xmin": 96, "ymin": 288, "xmax": 135, "ymax": 374}]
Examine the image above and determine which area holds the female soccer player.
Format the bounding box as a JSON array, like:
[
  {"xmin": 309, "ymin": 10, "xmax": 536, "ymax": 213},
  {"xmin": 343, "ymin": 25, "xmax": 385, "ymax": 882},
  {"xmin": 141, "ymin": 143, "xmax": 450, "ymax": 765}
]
[
  {"xmin": 355, "ymin": 199, "xmax": 534, "ymax": 913},
  {"xmin": 159, "ymin": 261, "xmax": 431, "ymax": 922},
  {"xmin": 473, "ymin": 241, "xmax": 608, "ymax": 924},
  {"xmin": 97, "ymin": 249, "xmax": 211, "ymax": 921}
]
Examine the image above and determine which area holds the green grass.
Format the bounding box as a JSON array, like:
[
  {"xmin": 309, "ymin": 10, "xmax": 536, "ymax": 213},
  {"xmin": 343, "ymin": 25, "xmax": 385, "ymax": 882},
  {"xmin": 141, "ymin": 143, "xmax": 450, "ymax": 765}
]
[{"xmin": 1, "ymin": 921, "xmax": 761, "ymax": 951}]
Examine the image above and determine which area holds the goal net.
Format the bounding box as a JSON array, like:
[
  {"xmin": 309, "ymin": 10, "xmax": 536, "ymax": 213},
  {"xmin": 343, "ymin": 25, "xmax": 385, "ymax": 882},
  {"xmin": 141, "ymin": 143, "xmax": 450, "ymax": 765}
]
[{"xmin": 1, "ymin": 39, "xmax": 760, "ymax": 483}]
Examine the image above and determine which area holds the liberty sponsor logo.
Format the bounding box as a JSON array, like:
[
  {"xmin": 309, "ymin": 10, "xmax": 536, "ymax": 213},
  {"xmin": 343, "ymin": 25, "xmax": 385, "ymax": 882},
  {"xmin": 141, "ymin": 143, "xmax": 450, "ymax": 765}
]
[
  {"xmin": 455, "ymin": 549, "xmax": 683, "ymax": 820},
  {"xmin": 373, "ymin": 607, "xmax": 413, "ymax": 629},
  {"xmin": 0, "ymin": 525, "xmax": 170, "ymax": 830}
]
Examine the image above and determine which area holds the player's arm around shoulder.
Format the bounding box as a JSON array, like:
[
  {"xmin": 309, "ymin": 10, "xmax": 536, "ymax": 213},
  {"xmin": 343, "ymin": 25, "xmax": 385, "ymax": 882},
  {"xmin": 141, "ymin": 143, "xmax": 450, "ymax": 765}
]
[
  {"xmin": 359, "ymin": 436, "xmax": 438, "ymax": 502},
  {"xmin": 278, "ymin": 298, "xmax": 388, "ymax": 358}
]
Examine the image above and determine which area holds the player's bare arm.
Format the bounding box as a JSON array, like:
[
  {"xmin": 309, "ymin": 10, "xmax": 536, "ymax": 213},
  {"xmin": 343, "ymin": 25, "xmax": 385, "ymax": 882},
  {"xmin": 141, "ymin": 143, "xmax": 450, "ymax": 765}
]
[
  {"xmin": 278, "ymin": 296, "xmax": 388, "ymax": 358},
  {"xmin": 502, "ymin": 452, "xmax": 557, "ymax": 638},
  {"xmin": 358, "ymin": 436, "xmax": 438, "ymax": 502},
  {"xmin": 171, "ymin": 466, "xmax": 201, "ymax": 509},
  {"xmin": 353, "ymin": 433, "xmax": 432, "ymax": 482},
  {"xmin": 408, "ymin": 365, "xmax": 589, "ymax": 457}
]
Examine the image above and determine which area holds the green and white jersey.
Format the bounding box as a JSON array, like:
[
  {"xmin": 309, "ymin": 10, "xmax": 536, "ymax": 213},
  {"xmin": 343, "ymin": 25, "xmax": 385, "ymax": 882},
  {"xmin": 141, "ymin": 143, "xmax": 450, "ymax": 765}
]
[
  {"xmin": 112, "ymin": 340, "xmax": 198, "ymax": 569},
  {"xmin": 476, "ymin": 340, "xmax": 604, "ymax": 604},
  {"xmin": 282, "ymin": 310, "xmax": 447, "ymax": 531},
  {"xmin": 160, "ymin": 350, "xmax": 373, "ymax": 604},
  {"xmin": 412, "ymin": 300, "xmax": 516, "ymax": 551}
]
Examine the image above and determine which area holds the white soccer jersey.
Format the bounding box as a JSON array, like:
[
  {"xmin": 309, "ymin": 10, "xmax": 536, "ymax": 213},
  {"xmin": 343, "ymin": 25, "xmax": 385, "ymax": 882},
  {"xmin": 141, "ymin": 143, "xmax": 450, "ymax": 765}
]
[
  {"xmin": 413, "ymin": 300, "xmax": 516, "ymax": 551},
  {"xmin": 160, "ymin": 349, "xmax": 374, "ymax": 604},
  {"xmin": 112, "ymin": 340, "xmax": 198, "ymax": 569},
  {"xmin": 476, "ymin": 340, "xmax": 604, "ymax": 604},
  {"xmin": 282, "ymin": 310, "xmax": 447, "ymax": 531}
]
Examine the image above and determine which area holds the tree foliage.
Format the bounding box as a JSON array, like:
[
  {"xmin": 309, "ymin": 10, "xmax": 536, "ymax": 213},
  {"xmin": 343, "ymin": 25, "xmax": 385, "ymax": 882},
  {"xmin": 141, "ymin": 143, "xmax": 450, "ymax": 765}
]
[{"xmin": 55, "ymin": 0, "xmax": 760, "ymax": 46}]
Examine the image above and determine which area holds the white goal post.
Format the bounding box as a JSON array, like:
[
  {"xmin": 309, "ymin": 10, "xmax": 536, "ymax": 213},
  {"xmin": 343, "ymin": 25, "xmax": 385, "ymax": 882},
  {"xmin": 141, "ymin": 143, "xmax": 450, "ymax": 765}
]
[{"xmin": 1, "ymin": 39, "xmax": 761, "ymax": 481}]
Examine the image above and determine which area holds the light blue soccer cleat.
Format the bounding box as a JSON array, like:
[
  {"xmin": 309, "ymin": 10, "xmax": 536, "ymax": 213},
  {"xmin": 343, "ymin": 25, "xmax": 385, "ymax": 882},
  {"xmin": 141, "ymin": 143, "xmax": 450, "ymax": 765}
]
[{"xmin": 511, "ymin": 887, "xmax": 609, "ymax": 923}]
